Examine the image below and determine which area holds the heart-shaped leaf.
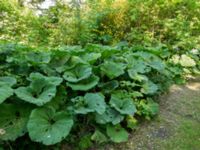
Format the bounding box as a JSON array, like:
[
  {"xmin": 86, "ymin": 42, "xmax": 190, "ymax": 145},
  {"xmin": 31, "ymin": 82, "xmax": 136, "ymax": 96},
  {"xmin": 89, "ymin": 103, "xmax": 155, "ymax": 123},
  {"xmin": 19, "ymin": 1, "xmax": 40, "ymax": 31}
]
[
  {"xmin": 101, "ymin": 61, "xmax": 126, "ymax": 79},
  {"xmin": 109, "ymin": 92, "xmax": 136, "ymax": 115},
  {"xmin": 56, "ymin": 56, "xmax": 86, "ymax": 73},
  {"xmin": 95, "ymin": 106, "xmax": 124, "ymax": 125},
  {"xmin": 27, "ymin": 107, "xmax": 73, "ymax": 145},
  {"xmin": 72, "ymin": 93, "xmax": 106, "ymax": 115},
  {"xmin": 71, "ymin": 96, "xmax": 94, "ymax": 114},
  {"xmin": 84, "ymin": 93, "xmax": 106, "ymax": 114},
  {"xmin": 63, "ymin": 64, "xmax": 92, "ymax": 83},
  {"xmin": 15, "ymin": 73, "xmax": 63, "ymax": 106}
]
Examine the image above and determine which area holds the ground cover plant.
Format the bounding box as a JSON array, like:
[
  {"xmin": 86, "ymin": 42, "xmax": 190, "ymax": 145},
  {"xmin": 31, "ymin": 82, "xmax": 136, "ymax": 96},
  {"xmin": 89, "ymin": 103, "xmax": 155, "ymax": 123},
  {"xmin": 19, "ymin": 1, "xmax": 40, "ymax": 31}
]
[
  {"xmin": 0, "ymin": 43, "xmax": 199, "ymax": 149},
  {"xmin": 0, "ymin": 0, "xmax": 200, "ymax": 149}
]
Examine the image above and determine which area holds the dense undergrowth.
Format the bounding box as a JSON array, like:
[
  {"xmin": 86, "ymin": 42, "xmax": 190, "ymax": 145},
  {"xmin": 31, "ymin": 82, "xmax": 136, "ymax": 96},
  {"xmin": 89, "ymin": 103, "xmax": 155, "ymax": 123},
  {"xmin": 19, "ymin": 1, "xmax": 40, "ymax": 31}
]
[
  {"xmin": 0, "ymin": 0, "xmax": 200, "ymax": 149},
  {"xmin": 0, "ymin": 43, "xmax": 199, "ymax": 149}
]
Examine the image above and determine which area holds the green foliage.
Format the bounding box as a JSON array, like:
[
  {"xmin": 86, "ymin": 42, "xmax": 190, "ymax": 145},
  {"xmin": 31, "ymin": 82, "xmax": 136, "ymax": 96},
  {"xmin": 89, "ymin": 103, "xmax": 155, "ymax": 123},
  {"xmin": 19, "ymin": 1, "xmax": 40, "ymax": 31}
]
[
  {"xmin": 0, "ymin": 0, "xmax": 199, "ymax": 149},
  {"xmin": 0, "ymin": 104, "xmax": 32, "ymax": 141},
  {"xmin": 106, "ymin": 124, "xmax": 129, "ymax": 143},
  {"xmin": 91, "ymin": 130, "xmax": 108, "ymax": 144},
  {"xmin": 27, "ymin": 107, "xmax": 73, "ymax": 145},
  {"xmin": 1, "ymin": 0, "xmax": 199, "ymax": 49},
  {"xmin": 15, "ymin": 73, "xmax": 63, "ymax": 106},
  {"xmin": 0, "ymin": 77, "xmax": 16, "ymax": 104},
  {"xmin": 0, "ymin": 43, "xmax": 198, "ymax": 149},
  {"xmin": 109, "ymin": 92, "xmax": 136, "ymax": 115},
  {"xmin": 100, "ymin": 61, "xmax": 125, "ymax": 79}
]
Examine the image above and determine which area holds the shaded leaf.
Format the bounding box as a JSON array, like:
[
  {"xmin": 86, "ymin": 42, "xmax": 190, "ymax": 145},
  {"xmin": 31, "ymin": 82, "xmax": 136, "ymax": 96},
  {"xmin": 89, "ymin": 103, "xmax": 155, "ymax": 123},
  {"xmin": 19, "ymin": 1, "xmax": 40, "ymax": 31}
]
[
  {"xmin": 98, "ymin": 80, "xmax": 119, "ymax": 93},
  {"xmin": 91, "ymin": 130, "xmax": 108, "ymax": 143},
  {"xmin": 0, "ymin": 104, "xmax": 32, "ymax": 141}
]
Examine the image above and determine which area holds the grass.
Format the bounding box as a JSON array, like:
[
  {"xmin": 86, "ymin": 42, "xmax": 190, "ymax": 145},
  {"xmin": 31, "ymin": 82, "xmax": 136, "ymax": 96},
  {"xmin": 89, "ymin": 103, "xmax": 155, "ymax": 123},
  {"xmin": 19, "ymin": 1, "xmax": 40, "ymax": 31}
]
[{"xmin": 162, "ymin": 119, "xmax": 200, "ymax": 150}]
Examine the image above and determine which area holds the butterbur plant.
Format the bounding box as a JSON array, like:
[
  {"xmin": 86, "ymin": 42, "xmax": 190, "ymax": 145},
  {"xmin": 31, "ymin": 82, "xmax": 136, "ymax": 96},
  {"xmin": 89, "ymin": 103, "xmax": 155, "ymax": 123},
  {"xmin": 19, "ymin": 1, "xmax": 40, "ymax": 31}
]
[{"xmin": 0, "ymin": 43, "xmax": 198, "ymax": 149}]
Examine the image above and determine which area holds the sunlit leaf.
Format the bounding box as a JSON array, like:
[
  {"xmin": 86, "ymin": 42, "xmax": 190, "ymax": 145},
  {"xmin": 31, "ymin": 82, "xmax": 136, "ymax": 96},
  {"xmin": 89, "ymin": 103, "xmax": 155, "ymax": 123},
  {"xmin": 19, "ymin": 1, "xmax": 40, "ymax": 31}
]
[
  {"xmin": 27, "ymin": 107, "xmax": 73, "ymax": 145},
  {"xmin": 106, "ymin": 124, "xmax": 128, "ymax": 143},
  {"xmin": 15, "ymin": 73, "xmax": 63, "ymax": 106},
  {"xmin": 109, "ymin": 92, "xmax": 137, "ymax": 115},
  {"xmin": 63, "ymin": 64, "xmax": 92, "ymax": 83},
  {"xmin": 101, "ymin": 61, "xmax": 126, "ymax": 79}
]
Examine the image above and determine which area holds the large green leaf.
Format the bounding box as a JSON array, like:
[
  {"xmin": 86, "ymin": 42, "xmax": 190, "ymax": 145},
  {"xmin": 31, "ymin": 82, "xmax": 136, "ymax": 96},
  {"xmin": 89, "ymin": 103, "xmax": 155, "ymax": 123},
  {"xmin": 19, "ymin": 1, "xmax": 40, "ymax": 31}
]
[
  {"xmin": 56, "ymin": 56, "xmax": 86, "ymax": 73},
  {"xmin": 71, "ymin": 96, "xmax": 94, "ymax": 114},
  {"xmin": 0, "ymin": 104, "xmax": 32, "ymax": 141},
  {"xmin": 67, "ymin": 75, "xmax": 99, "ymax": 91},
  {"xmin": 81, "ymin": 52, "xmax": 101, "ymax": 64},
  {"xmin": 63, "ymin": 64, "xmax": 92, "ymax": 83},
  {"xmin": 127, "ymin": 57, "xmax": 149, "ymax": 74},
  {"xmin": 26, "ymin": 51, "xmax": 51, "ymax": 64},
  {"xmin": 132, "ymin": 51, "xmax": 165, "ymax": 71},
  {"xmin": 127, "ymin": 70, "xmax": 148, "ymax": 81},
  {"xmin": 84, "ymin": 93, "xmax": 106, "ymax": 114},
  {"xmin": 72, "ymin": 93, "xmax": 106, "ymax": 115},
  {"xmin": 15, "ymin": 73, "xmax": 63, "ymax": 106},
  {"xmin": 95, "ymin": 106, "xmax": 124, "ymax": 125},
  {"xmin": 109, "ymin": 92, "xmax": 137, "ymax": 115},
  {"xmin": 27, "ymin": 107, "xmax": 73, "ymax": 145},
  {"xmin": 106, "ymin": 124, "xmax": 128, "ymax": 143},
  {"xmin": 100, "ymin": 61, "xmax": 126, "ymax": 79},
  {"xmin": 147, "ymin": 59, "xmax": 165, "ymax": 71},
  {"xmin": 0, "ymin": 77, "xmax": 16, "ymax": 104},
  {"xmin": 141, "ymin": 81, "xmax": 158, "ymax": 94}
]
